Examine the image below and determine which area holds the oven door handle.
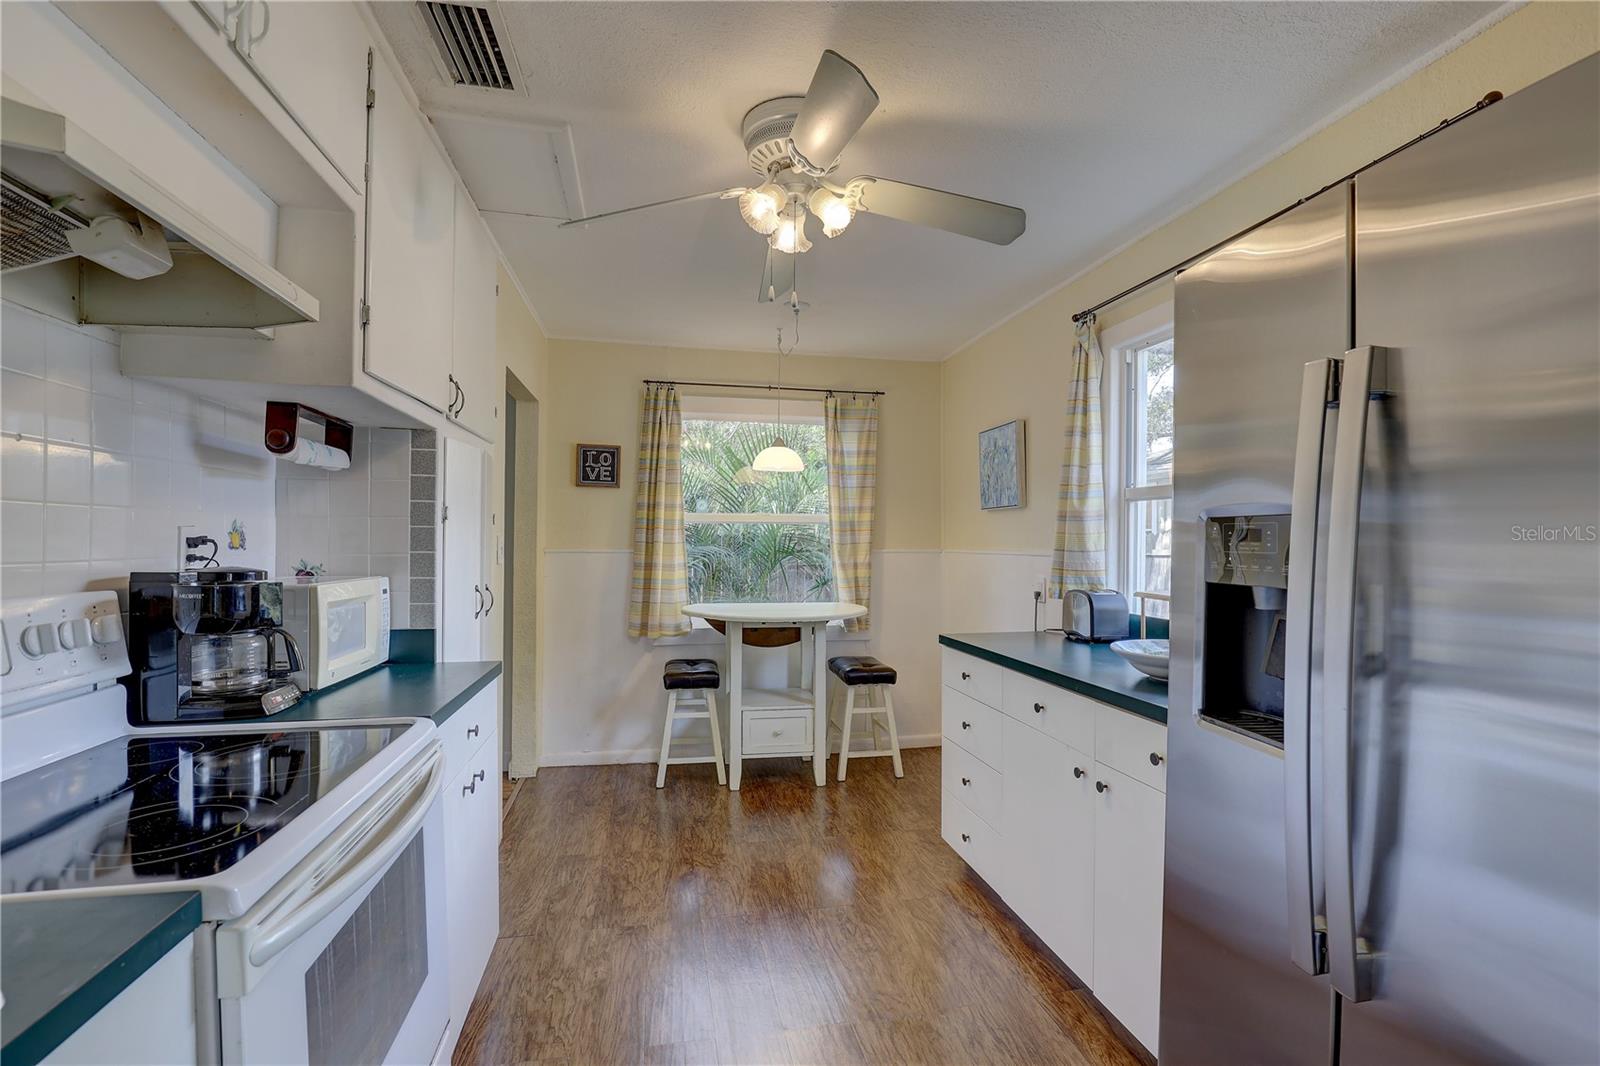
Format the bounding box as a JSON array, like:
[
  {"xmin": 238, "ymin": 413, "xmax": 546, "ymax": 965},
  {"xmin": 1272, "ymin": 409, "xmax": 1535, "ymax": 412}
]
[{"xmin": 216, "ymin": 742, "xmax": 443, "ymax": 994}]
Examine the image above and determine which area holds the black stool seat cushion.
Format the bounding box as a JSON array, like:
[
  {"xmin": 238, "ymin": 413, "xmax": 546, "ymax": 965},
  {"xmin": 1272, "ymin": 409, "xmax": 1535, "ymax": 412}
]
[
  {"xmin": 828, "ymin": 655, "xmax": 897, "ymax": 686},
  {"xmin": 663, "ymin": 658, "xmax": 720, "ymax": 690}
]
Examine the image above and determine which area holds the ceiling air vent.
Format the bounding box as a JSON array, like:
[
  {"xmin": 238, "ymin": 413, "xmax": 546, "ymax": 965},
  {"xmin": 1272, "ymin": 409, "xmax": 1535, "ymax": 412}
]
[{"xmin": 420, "ymin": 2, "xmax": 516, "ymax": 91}]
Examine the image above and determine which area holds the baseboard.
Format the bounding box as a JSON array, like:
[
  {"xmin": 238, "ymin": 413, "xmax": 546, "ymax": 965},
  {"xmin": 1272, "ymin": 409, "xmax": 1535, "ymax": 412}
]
[{"xmin": 540, "ymin": 732, "xmax": 942, "ymax": 768}]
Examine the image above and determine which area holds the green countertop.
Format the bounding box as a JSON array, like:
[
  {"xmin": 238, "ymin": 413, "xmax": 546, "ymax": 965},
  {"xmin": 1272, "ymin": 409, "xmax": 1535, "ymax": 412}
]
[
  {"xmin": 0, "ymin": 893, "xmax": 202, "ymax": 1066},
  {"xmin": 271, "ymin": 659, "xmax": 501, "ymax": 725},
  {"xmin": 939, "ymin": 632, "xmax": 1168, "ymax": 723},
  {"xmin": 0, "ymin": 660, "xmax": 501, "ymax": 1063}
]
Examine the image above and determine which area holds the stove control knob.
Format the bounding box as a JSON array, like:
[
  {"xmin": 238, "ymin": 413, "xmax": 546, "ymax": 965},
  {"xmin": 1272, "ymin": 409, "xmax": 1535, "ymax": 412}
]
[
  {"xmin": 89, "ymin": 614, "xmax": 123, "ymax": 646},
  {"xmin": 58, "ymin": 618, "xmax": 92, "ymax": 650},
  {"xmin": 20, "ymin": 623, "xmax": 59, "ymax": 659}
]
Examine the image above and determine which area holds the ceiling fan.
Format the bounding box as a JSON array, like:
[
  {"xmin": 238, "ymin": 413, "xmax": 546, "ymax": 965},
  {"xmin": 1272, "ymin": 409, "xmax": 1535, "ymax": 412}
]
[{"xmin": 558, "ymin": 50, "xmax": 1027, "ymax": 304}]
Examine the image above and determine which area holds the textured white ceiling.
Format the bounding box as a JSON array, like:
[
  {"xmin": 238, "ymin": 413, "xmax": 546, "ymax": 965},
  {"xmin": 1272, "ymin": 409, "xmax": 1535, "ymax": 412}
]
[{"xmin": 373, "ymin": 1, "xmax": 1502, "ymax": 359}]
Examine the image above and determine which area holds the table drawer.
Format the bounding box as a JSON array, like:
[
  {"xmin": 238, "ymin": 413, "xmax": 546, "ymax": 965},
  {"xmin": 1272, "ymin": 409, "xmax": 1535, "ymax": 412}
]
[
  {"xmin": 1094, "ymin": 703, "xmax": 1168, "ymax": 793},
  {"xmin": 942, "ymin": 686, "xmax": 1002, "ymax": 769},
  {"xmin": 942, "ymin": 741, "xmax": 1001, "ymax": 826},
  {"xmin": 1002, "ymin": 670, "xmax": 1096, "ymax": 754},
  {"xmin": 941, "ymin": 648, "xmax": 1002, "ymax": 709},
  {"xmin": 942, "ymin": 788, "xmax": 1000, "ymax": 883},
  {"xmin": 743, "ymin": 711, "xmax": 812, "ymax": 755},
  {"xmin": 442, "ymin": 680, "xmax": 497, "ymax": 785}
]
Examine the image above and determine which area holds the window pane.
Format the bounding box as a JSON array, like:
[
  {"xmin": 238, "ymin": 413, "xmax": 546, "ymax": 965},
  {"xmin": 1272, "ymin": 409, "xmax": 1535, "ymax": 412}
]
[
  {"xmin": 686, "ymin": 521, "xmax": 834, "ymax": 603},
  {"xmin": 1129, "ymin": 497, "xmax": 1172, "ymax": 619},
  {"xmin": 1134, "ymin": 338, "xmax": 1174, "ymax": 488},
  {"xmin": 682, "ymin": 420, "xmax": 828, "ymax": 515}
]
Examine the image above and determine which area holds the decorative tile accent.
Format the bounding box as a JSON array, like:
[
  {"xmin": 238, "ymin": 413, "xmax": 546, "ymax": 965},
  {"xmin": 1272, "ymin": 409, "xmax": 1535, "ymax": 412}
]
[
  {"xmin": 408, "ymin": 431, "xmax": 439, "ymax": 628},
  {"xmin": 410, "ymin": 552, "xmax": 435, "ymax": 578}
]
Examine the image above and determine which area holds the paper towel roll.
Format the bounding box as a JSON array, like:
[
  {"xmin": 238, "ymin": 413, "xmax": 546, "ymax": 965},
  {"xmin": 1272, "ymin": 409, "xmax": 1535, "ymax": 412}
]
[{"xmin": 280, "ymin": 437, "xmax": 351, "ymax": 471}]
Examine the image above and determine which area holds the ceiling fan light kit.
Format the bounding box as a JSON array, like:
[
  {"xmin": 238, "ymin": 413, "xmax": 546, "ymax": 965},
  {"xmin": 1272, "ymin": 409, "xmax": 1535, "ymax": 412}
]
[{"xmin": 559, "ymin": 49, "xmax": 1026, "ymax": 300}]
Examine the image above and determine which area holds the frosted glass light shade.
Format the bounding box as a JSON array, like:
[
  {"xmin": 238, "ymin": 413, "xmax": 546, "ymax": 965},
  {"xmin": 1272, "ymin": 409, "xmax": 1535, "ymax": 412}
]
[
  {"xmin": 768, "ymin": 203, "xmax": 812, "ymax": 254},
  {"xmin": 808, "ymin": 188, "xmax": 854, "ymax": 238},
  {"xmin": 752, "ymin": 439, "xmax": 805, "ymax": 472},
  {"xmin": 739, "ymin": 183, "xmax": 784, "ymax": 235}
]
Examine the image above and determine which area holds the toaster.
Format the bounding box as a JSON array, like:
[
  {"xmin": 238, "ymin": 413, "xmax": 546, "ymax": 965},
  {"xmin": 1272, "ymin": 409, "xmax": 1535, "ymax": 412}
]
[{"xmin": 1063, "ymin": 589, "xmax": 1130, "ymax": 643}]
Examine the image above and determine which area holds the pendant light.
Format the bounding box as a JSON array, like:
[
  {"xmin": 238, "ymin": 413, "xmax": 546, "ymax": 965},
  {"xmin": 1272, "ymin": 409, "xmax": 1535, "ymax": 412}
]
[{"xmin": 753, "ymin": 308, "xmax": 805, "ymax": 473}]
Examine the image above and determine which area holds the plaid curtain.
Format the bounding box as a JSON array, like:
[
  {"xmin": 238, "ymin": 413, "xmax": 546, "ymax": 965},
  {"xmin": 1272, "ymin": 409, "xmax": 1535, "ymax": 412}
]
[
  {"xmin": 627, "ymin": 384, "xmax": 690, "ymax": 638},
  {"xmin": 825, "ymin": 394, "xmax": 879, "ymax": 633},
  {"xmin": 1050, "ymin": 317, "xmax": 1108, "ymax": 594}
]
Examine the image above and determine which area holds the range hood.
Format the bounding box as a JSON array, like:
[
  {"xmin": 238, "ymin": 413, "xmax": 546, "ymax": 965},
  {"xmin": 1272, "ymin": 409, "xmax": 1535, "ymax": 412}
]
[{"xmin": 0, "ymin": 95, "xmax": 318, "ymax": 329}]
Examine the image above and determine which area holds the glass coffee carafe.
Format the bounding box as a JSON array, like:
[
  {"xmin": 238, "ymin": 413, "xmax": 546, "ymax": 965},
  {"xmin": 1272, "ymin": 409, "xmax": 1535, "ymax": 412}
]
[{"xmin": 189, "ymin": 629, "xmax": 304, "ymax": 699}]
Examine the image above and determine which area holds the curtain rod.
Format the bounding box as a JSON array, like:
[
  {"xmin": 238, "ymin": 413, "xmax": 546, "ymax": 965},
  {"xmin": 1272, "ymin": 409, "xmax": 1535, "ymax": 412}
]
[
  {"xmin": 642, "ymin": 378, "xmax": 885, "ymax": 396},
  {"xmin": 1070, "ymin": 90, "xmax": 1504, "ymax": 324}
]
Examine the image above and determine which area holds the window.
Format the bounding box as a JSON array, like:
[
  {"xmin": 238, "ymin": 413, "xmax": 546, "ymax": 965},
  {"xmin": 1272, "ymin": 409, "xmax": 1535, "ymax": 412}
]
[
  {"xmin": 1119, "ymin": 329, "xmax": 1175, "ymax": 619},
  {"xmin": 680, "ymin": 398, "xmax": 833, "ymax": 603}
]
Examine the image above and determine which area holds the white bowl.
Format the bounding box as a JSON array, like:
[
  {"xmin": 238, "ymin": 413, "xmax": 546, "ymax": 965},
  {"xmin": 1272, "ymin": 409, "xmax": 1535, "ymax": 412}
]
[{"xmin": 1111, "ymin": 638, "xmax": 1170, "ymax": 681}]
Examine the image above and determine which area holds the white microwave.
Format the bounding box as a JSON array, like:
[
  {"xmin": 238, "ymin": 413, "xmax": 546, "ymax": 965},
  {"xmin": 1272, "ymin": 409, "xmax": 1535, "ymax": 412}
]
[{"xmin": 280, "ymin": 576, "xmax": 391, "ymax": 690}]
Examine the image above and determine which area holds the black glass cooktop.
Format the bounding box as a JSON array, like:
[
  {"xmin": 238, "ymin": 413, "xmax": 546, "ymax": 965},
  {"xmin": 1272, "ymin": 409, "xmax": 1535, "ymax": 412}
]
[{"xmin": 0, "ymin": 726, "xmax": 401, "ymax": 894}]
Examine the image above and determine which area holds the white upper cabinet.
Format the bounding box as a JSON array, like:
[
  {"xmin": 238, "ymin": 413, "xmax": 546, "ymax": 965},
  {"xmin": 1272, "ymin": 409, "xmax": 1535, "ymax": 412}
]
[
  {"xmin": 227, "ymin": 0, "xmax": 371, "ymax": 188},
  {"xmin": 449, "ymin": 186, "xmax": 500, "ymax": 441},
  {"xmin": 364, "ymin": 54, "xmax": 456, "ymax": 413},
  {"xmin": 441, "ymin": 437, "xmax": 487, "ymax": 661}
]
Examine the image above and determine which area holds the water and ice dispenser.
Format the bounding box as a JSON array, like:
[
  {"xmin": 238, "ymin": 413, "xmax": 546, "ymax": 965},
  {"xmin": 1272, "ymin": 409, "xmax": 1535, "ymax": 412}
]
[{"xmin": 1199, "ymin": 512, "xmax": 1290, "ymax": 745}]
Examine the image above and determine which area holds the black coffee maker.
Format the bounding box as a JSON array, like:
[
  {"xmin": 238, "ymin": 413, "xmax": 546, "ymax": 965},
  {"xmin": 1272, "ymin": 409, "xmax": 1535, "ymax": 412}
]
[{"xmin": 125, "ymin": 568, "xmax": 305, "ymax": 723}]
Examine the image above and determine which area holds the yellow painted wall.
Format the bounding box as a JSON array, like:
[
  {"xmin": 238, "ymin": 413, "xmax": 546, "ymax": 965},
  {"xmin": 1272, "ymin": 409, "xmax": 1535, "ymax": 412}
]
[
  {"xmin": 941, "ymin": 2, "xmax": 1600, "ymax": 553},
  {"xmin": 543, "ymin": 339, "xmax": 943, "ymax": 551}
]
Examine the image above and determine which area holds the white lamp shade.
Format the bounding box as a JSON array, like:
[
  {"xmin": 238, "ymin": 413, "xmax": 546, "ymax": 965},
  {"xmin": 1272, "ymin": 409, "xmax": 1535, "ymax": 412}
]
[{"xmin": 752, "ymin": 440, "xmax": 805, "ymax": 472}]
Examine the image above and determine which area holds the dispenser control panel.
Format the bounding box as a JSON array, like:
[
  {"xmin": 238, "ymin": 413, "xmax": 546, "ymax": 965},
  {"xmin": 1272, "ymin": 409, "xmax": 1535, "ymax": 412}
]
[
  {"xmin": 1205, "ymin": 514, "xmax": 1290, "ymax": 588},
  {"xmin": 1, "ymin": 592, "xmax": 130, "ymax": 710}
]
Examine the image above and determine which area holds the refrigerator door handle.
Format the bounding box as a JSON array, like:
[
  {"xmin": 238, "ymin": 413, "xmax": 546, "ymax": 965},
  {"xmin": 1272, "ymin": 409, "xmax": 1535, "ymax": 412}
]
[
  {"xmin": 1285, "ymin": 357, "xmax": 1336, "ymax": 977},
  {"xmin": 1323, "ymin": 344, "xmax": 1388, "ymax": 1003}
]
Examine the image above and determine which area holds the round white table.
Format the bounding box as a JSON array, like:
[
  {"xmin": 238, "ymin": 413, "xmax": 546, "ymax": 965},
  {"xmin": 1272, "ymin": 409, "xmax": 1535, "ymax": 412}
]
[{"xmin": 682, "ymin": 601, "xmax": 867, "ymax": 790}]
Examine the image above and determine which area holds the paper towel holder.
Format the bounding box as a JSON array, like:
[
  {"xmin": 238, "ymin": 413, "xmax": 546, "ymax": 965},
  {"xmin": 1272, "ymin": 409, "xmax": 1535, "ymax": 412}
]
[{"xmin": 264, "ymin": 401, "xmax": 354, "ymax": 461}]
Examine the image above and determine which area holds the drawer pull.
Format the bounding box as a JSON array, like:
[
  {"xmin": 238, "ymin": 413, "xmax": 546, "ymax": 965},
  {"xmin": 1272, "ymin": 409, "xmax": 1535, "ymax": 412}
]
[
  {"xmin": 960, "ymin": 833, "xmax": 971, "ymax": 843},
  {"xmin": 1150, "ymin": 752, "xmax": 1165, "ymax": 766},
  {"xmin": 473, "ymin": 770, "xmax": 486, "ymax": 783},
  {"xmin": 467, "ymin": 724, "xmax": 480, "ymax": 739},
  {"xmin": 1073, "ymin": 767, "xmax": 1085, "ymax": 779},
  {"xmin": 462, "ymin": 780, "xmax": 477, "ymax": 796},
  {"xmin": 1033, "ymin": 702, "xmax": 1045, "ymax": 714},
  {"xmin": 961, "ymin": 721, "xmax": 972, "ymax": 730},
  {"xmin": 1095, "ymin": 780, "xmax": 1109, "ymax": 793},
  {"xmin": 960, "ymin": 671, "xmax": 971, "ymax": 681},
  {"xmin": 960, "ymin": 776, "xmax": 971, "ymax": 786}
]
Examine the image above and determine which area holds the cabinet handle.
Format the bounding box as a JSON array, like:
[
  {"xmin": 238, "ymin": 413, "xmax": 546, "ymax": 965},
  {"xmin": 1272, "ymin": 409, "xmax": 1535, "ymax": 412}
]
[
  {"xmin": 474, "ymin": 584, "xmax": 483, "ymax": 618},
  {"xmin": 467, "ymin": 724, "xmax": 480, "ymax": 739},
  {"xmin": 1073, "ymin": 767, "xmax": 1085, "ymax": 779},
  {"xmin": 960, "ymin": 671, "xmax": 971, "ymax": 680},
  {"xmin": 456, "ymin": 381, "xmax": 467, "ymax": 417},
  {"xmin": 960, "ymin": 833, "xmax": 971, "ymax": 843},
  {"xmin": 1150, "ymin": 752, "xmax": 1165, "ymax": 766},
  {"xmin": 1033, "ymin": 702, "xmax": 1044, "ymax": 714},
  {"xmin": 961, "ymin": 721, "xmax": 971, "ymax": 730},
  {"xmin": 447, "ymin": 374, "xmax": 461, "ymax": 416},
  {"xmin": 473, "ymin": 769, "xmax": 486, "ymax": 783},
  {"xmin": 1095, "ymin": 780, "xmax": 1109, "ymax": 793},
  {"xmin": 960, "ymin": 776, "xmax": 971, "ymax": 786},
  {"xmin": 483, "ymin": 586, "xmax": 494, "ymax": 616},
  {"xmin": 462, "ymin": 779, "xmax": 477, "ymax": 796}
]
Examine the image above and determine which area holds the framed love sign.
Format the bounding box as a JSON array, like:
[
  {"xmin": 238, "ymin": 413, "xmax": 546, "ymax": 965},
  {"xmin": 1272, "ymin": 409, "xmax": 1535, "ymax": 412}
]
[{"xmin": 575, "ymin": 443, "xmax": 621, "ymax": 487}]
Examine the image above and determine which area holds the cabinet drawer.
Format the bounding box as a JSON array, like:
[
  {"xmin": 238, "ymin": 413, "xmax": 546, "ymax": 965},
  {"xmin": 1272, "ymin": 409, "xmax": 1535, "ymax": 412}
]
[
  {"xmin": 744, "ymin": 711, "xmax": 812, "ymax": 754},
  {"xmin": 442, "ymin": 682, "xmax": 497, "ymax": 785},
  {"xmin": 942, "ymin": 686, "xmax": 1002, "ymax": 769},
  {"xmin": 1094, "ymin": 703, "xmax": 1168, "ymax": 793},
  {"xmin": 1002, "ymin": 671, "xmax": 1096, "ymax": 754},
  {"xmin": 942, "ymin": 788, "xmax": 1000, "ymax": 883},
  {"xmin": 941, "ymin": 648, "xmax": 1002, "ymax": 709},
  {"xmin": 942, "ymin": 741, "xmax": 1002, "ymax": 826}
]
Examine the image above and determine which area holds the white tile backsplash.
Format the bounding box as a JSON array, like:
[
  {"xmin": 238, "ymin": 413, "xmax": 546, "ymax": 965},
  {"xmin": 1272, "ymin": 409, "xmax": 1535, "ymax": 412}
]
[{"xmin": 0, "ymin": 300, "xmax": 276, "ymax": 600}]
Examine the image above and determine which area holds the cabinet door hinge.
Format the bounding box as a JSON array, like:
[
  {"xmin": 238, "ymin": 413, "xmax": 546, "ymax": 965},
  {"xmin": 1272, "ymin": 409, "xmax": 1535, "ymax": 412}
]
[
  {"xmin": 359, "ymin": 301, "xmax": 371, "ymax": 326},
  {"xmin": 442, "ymin": 505, "xmax": 449, "ymax": 522},
  {"xmin": 366, "ymin": 87, "xmax": 375, "ymax": 109}
]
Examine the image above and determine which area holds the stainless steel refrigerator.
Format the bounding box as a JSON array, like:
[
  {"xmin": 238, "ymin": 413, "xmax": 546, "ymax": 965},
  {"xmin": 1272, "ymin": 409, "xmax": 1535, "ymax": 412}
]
[{"xmin": 1160, "ymin": 53, "xmax": 1599, "ymax": 1064}]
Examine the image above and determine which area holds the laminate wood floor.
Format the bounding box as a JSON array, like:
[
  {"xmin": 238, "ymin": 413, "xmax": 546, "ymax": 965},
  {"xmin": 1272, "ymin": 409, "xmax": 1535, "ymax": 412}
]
[{"xmin": 455, "ymin": 748, "xmax": 1149, "ymax": 1066}]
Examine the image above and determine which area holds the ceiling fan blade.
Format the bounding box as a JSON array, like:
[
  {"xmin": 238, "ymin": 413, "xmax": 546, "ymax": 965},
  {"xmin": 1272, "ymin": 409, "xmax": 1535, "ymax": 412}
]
[
  {"xmin": 789, "ymin": 51, "xmax": 878, "ymax": 175},
  {"xmin": 559, "ymin": 187, "xmax": 745, "ymax": 229},
  {"xmin": 757, "ymin": 246, "xmax": 797, "ymax": 304},
  {"xmin": 848, "ymin": 176, "xmax": 1025, "ymax": 245}
]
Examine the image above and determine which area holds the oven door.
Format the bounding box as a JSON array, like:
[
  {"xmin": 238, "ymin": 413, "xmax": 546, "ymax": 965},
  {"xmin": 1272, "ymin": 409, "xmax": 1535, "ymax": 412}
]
[{"xmin": 215, "ymin": 744, "xmax": 447, "ymax": 1065}]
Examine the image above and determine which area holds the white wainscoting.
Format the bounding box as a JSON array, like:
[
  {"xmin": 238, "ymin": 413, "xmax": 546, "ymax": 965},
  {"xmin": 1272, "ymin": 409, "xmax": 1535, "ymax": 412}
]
[
  {"xmin": 940, "ymin": 549, "xmax": 1056, "ymax": 634},
  {"xmin": 539, "ymin": 549, "xmax": 943, "ymax": 766}
]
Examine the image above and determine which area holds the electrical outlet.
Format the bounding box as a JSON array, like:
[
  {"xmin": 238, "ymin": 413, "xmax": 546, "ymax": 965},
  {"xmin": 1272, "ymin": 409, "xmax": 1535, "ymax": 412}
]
[
  {"xmin": 175, "ymin": 524, "xmax": 197, "ymax": 569},
  {"xmin": 1032, "ymin": 574, "xmax": 1049, "ymax": 599}
]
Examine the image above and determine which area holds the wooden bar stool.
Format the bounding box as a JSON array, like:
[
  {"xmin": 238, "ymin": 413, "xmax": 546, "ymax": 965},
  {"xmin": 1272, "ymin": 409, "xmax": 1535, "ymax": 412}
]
[
  {"xmin": 827, "ymin": 655, "xmax": 903, "ymax": 781},
  {"xmin": 656, "ymin": 658, "xmax": 726, "ymax": 788}
]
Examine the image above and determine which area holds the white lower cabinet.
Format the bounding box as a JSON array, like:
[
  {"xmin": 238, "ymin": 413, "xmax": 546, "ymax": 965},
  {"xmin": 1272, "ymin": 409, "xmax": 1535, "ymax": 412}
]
[
  {"xmin": 440, "ymin": 682, "xmax": 501, "ymax": 1058},
  {"xmin": 1091, "ymin": 763, "xmax": 1166, "ymax": 1055},
  {"xmin": 44, "ymin": 932, "xmax": 197, "ymax": 1064},
  {"xmin": 939, "ymin": 648, "xmax": 1166, "ymax": 1056}
]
